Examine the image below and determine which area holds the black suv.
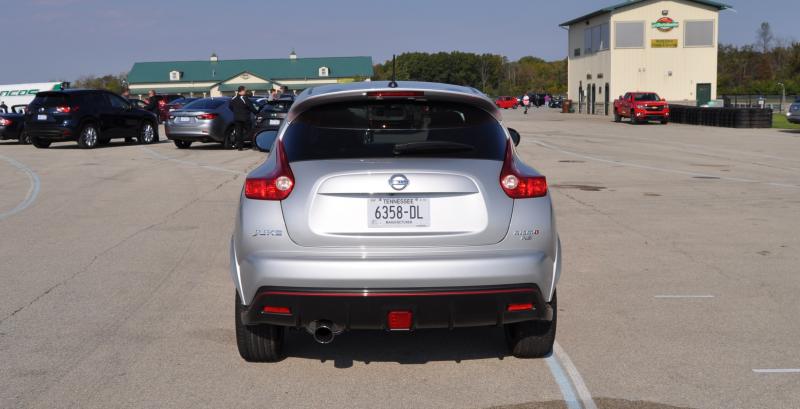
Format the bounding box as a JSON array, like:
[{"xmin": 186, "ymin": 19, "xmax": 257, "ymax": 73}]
[{"xmin": 25, "ymin": 89, "xmax": 159, "ymax": 149}]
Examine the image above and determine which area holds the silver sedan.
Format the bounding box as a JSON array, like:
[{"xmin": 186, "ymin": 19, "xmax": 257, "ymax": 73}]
[{"xmin": 165, "ymin": 97, "xmax": 238, "ymax": 149}]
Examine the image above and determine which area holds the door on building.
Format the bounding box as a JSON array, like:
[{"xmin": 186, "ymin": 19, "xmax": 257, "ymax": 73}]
[
  {"xmin": 578, "ymin": 85, "xmax": 584, "ymax": 114},
  {"xmin": 591, "ymin": 84, "xmax": 596, "ymax": 115},
  {"xmin": 604, "ymin": 83, "xmax": 610, "ymax": 116},
  {"xmin": 697, "ymin": 83, "xmax": 712, "ymax": 107}
]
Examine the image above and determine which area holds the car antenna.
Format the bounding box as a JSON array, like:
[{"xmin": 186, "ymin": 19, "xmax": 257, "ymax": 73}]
[{"xmin": 388, "ymin": 54, "xmax": 398, "ymax": 88}]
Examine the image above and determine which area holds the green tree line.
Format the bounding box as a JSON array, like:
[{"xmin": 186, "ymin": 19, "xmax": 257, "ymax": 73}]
[{"xmin": 373, "ymin": 52, "xmax": 567, "ymax": 96}]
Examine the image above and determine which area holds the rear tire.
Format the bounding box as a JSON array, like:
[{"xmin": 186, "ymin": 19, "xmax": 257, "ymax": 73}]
[
  {"xmin": 31, "ymin": 137, "xmax": 51, "ymax": 149},
  {"xmin": 660, "ymin": 119, "xmax": 669, "ymax": 125},
  {"xmin": 18, "ymin": 131, "xmax": 31, "ymax": 145},
  {"xmin": 506, "ymin": 291, "xmax": 557, "ymax": 358},
  {"xmin": 235, "ymin": 291, "xmax": 284, "ymax": 362},
  {"xmin": 614, "ymin": 111, "xmax": 621, "ymax": 122},
  {"xmin": 138, "ymin": 121, "xmax": 156, "ymax": 145},
  {"xmin": 77, "ymin": 123, "xmax": 99, "ymax": 149},
  {"xmin": 223, "ymin": 127, "xmax": 235, "ymax": 149},
  {"xmin": 174, "ymin": 140, "xmax": 192, "ymax": 149}
]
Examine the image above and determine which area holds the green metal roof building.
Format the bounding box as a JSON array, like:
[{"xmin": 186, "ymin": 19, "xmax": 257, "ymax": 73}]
[{"xmin": 126, "ymin": 52, "xmax": 374, "ymax": 97}]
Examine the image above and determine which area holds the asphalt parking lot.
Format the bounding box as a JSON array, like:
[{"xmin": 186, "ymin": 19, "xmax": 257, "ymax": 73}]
[{"xmin": 1, "ymin": 110, "xmax": 799, "ymax": 409}]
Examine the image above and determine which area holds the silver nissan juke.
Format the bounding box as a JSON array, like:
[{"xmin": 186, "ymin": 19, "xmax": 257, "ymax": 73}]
[{"xmin": 231, "ymin": 81, "xmax": 561, "ymax": 362}]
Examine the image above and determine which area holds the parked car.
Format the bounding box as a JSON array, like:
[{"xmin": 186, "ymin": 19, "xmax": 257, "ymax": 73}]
[
  {"xmin": 233, "ymin": 81, "xmax": 560, "ymax": 362},
  {"xmin": 25, "ymin": 89, "xmax": 159, "ymax": 149},
  {"xmin": 165, "ymin": 97, "xmax": 199, "ymax": 114},
  {"xmin": 549, "ymin": 97, "xmax": 563, "ymax": 109},
  {"xmin": 147, "ymin": 94, "xmax": 183, "ymax": 123},
  {"xmin": 254, "ymin": 97, "xmax": 294, "ymax": 129},
  {"xmin": 0, "ymin": 105, "xmax": 30, "ymax": 144},
  {"xmin": 788, "ymin": 102, "xmax": 800, "ymax": 124},
  {"xmin": 165, "ymin": 97, "xmax": 244, "ymax": 149},
  {"xmin": 495, "ymin": 95, "xmax": 518, "ymax": 109},
  {"xmin": 614, "ymin": 92, "xmax": 670, "ymax": 124}
]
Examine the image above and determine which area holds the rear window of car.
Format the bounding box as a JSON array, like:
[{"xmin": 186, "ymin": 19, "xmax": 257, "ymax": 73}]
[
  {"xmin": 183, "ymin": 99, "xmax": 225, "ymax": 110},
  {"xmin": 633, "ymin": 93, "xmax": 660, "ymax": 102},
  {"xmin": 30, "ymin": 93, "xmax": 69, "ymax": 107},
  {"xmin": 282, "ymin": 101, "xmax": 507, "ymax": 162}
]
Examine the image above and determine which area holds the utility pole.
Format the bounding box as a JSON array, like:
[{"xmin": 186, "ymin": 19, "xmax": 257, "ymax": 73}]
[{"xmin": 777, "ymin": 82, "xmax": 785, "ymax": 113}]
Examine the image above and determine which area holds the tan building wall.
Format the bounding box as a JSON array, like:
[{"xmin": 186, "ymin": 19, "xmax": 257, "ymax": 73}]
[{"xmin": 566, "ymin": 0, "xmax": 720, "ymax": 106}]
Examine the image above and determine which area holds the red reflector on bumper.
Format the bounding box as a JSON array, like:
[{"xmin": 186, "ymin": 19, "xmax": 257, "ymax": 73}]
[
  {"xmin": 387, "ymin": 311, "xmax": 412, "ymax": 330},
  {"xmin": 263, "ymin": 306, "xmax": 291, "ymax": 315},
  {"xmin": 507, "ymin": 303, "xmax": 533, "ymax": 312}
]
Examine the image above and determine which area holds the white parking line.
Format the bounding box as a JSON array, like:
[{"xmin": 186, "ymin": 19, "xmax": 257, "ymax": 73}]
[
  {"xmin": 753, "ymin": 369, "xmax": 800, "ymax": 374},
  {"xmin": 654, "ymin": 295, "xmax": 715, "ymax": 299},
  {"xmin": 140, "ymin": 146, "xmax": 245, "ymax": 175},
  {"xmin": 554, "ymin": 342, "xmax": 598, "ymax": 409},
  {"xmin": 0, "ymin": 154, "xmax": 41, "ymax": 221},
  {"xmin": 544, "ymin": 353, "xmax": 582, "ymax": 409}
]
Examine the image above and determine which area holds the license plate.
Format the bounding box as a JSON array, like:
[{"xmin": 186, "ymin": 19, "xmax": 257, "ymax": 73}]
[
  {"xmin": 269, "ymin": 119, "xmax": 280, "ymax": 126},
  {"xmin": 368, "ymin": 197, "xmax": 430, "ymax": 228},
  {"xmin": 37, "ymin": 114, "xmax": 47, "ymax": 121},
  {"xmin": 178, "ymin": 116, "xmax": 190, "ymax": 122}
]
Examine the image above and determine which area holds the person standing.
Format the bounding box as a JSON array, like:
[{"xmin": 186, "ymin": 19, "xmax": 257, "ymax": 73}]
[
  {"xmin": 544, "ymin": 94, "xmax": 551, "ymax": 108},
  {"xmin": 229, "ymin": 86, "xmax": 258, "ymax": 151},
  {"xmin": 522, "ymin": 94, "xmax": 531, "ymax": 114},
  {"xmin": 0, "ymin": 101, "xmax": 7, "ymax": 113},
  {"xmin": 120, "ymin": 88, "xmax": 131, "ymax": 99}
]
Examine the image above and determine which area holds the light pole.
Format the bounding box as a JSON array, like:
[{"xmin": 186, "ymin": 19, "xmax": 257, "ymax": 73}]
[{"xmin": 777, "ymin": 82, "xmax": 785, "ymax": 113}]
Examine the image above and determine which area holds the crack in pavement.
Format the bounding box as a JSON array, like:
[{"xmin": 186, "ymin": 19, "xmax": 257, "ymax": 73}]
[{"xmin": 0, "ymin": 173, "xmax": 239, "ymax": 326}]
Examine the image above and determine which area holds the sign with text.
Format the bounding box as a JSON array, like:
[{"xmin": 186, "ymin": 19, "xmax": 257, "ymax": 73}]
[
  {"xmin": 651, "ymin": 39, "xmax": 678, "ymax": 48},
  {"xmin": 652, "ymin": 17, "xmax": 679, "ymax": 32}
]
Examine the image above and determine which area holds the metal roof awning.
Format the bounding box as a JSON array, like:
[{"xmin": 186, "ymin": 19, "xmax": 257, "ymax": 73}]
[
  {"xmin": 559, "ymin": 0, "xmax": 732, "ymax": 27},
  {"xmin": 218, "ymin": 82, "xmax": 273, "ymax": 92},
  {"xmin": 128, "ymin": 86, "xmax": 211, "ymax": 95}
]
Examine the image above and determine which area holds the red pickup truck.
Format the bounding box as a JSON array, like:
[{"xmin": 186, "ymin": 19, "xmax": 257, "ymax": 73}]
[
  {"xmin": 614, "ymin": 92, "xmax": 670, "ymax": 124},
  {"xmin": 495, "ymin": 96, "xmax": 518, "ymax": 110}
]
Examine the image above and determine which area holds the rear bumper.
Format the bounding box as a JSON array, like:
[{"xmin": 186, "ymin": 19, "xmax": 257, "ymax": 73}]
[
  {"xmin": 25, "ymin": 125, "xmax": 77, "ymax": 141},
  {"xmin": 788, "ymin": 116, "xmax": 800, "ymax": 124},
  {"xmin": 0, "ymin": 126, "xmax": 22, "ymax": 140},
  {"xmin": 241, "ymin": 285, "xmax": 551, "ymax": 329}
]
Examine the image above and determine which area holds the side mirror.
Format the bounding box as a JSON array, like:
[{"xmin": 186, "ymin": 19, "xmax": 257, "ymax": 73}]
[
  {"xmin": 508, "ymin": 128, "xmax": 521, "ymax": 146},
  {"xmin": 255, "ymin": 130, "xmax": 278, "ymax": 152}
]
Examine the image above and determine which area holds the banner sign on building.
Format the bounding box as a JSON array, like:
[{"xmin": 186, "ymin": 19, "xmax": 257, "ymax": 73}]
[
  {"xmin": 652, "ymin": 17, "xmax": 679, "ymax": 32},
  {"xmin": 651, "ymin": 39, "xmax": 679, "ymax": 48}
]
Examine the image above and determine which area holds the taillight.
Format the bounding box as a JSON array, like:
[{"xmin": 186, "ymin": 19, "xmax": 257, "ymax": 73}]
[
  {"xmin": 56, "ymin": 106, "xmax": 76, "ymax": 113},
  {"xmin": 196, "ymin": 113, "xmax": 218, "ymax": 120},
  {"xmin": 0, "ymin": 118, "xmax": 12, "ymax": 126},
  {"xmin": 500, "ymin": 140, "xmax": 547, "ymax": 198},
  {"xmin": 245, "ymin": 140, "xmax": 294, "ymax": 200},
  {"xmin": 366, "ymin": 91, "xmax": 424, "ymax": 98}
]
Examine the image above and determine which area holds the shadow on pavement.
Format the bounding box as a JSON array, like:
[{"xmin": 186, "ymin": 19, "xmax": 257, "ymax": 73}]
[{"xmin": 284, "ymin": 326, "xmax": 511, "ymax": 368}]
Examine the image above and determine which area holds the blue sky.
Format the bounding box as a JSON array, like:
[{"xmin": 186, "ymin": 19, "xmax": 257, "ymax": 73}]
[{"xmin": 1, "ymin": 0, "xmax": 797, "ymax": 83}]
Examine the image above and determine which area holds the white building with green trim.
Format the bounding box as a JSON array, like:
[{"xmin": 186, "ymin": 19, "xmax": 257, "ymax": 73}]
[{"xmin": 126, "ymin": 52, "xmax": 373, "ymax": 98}]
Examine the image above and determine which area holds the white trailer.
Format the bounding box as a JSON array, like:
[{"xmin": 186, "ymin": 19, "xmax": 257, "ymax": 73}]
[{"xmin": 0, "ymin": 82, "xmax": 66, "ymax": 110}]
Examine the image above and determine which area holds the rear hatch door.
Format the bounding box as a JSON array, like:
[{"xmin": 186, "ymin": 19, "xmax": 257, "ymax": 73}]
[{"xmin": 278, "ymin": 98, "xmax": 513, "ymax": 247}]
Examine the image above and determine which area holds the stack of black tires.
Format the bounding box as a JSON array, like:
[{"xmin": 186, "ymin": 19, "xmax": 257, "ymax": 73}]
[{"xmin": 669, "ymin": 105, "xmax": 773, "ymax": 128}]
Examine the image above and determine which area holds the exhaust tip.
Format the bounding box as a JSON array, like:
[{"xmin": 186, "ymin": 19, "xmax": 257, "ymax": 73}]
[{"xmin": 311, "ymin": 321, "xmax": 335, "ymax": 344}]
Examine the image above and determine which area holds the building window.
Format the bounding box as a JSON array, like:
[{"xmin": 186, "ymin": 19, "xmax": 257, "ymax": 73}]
[
  {"xmin": 615, "ymin": 21, "xmax": 645, "ymax": 49},
  {"xmin": 584, "ymin": 23, "xmax": 610, "ymax": 54},
  {"xmin": 574, "ymin": 48, "xmax": 581, "ymax": 57},
  {"xmin": 318, "ymin": 66, "xmax": 329, "ymax": 77},
  {"xmin": 169, "ymin": 70, "xmax": 181, "ymax": 81},
  {"xmin": 685, "ymin": 20, "xmax": 714, "ymax": 47}
]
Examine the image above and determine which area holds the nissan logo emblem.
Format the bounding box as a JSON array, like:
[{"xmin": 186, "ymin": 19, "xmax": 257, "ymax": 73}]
[{"xmin": 389, "ymin": 174, "xmax": 409, "ymax": 191}]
